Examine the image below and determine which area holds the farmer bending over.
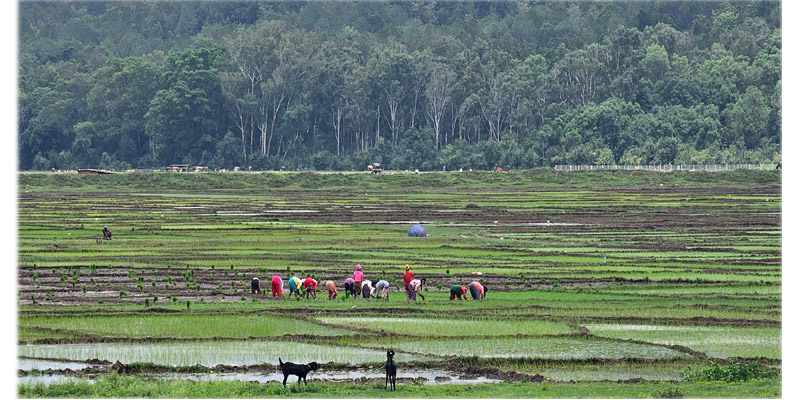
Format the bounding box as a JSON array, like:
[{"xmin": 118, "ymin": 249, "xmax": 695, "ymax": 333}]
[
  {"xmin": 325, "ymin": 280, "xmax": 337, "ymax": 299},
  {"xmin": 303, "ymin": 277, "xmax": 318, "ymax": 299},
  {"xmin": 102, "ymin": 226, "xmax": 112, "ymax": 240},
  {"xmin": 408, "ymin": 278, "xmax": 426, "ymax": 302},
  {"xmin": 344, "ymin": 278, "xmax": 355, "ymax": 299},
  {"xmin": 251, "ymin": 277, "xmax": 261, "ymax": 294},
  {"xmin": 288, "ymin": 276, "xmax": 303, "ymax": 298},
  {"xmin": 450, "ymin": 285, "xmax": 468, "ymax": 300},
  {"xmin": 271, "ymin": 275, "xmax": 283, "ymax": 297},
  {"xmin": 468, "ymin": 281, "xmax": 486, "ymax": 300},
  {"xmin": 361, "ymin": 280, "xmax": 374, "ymax": 299},
  {"xmin": 375, "ymin": 280, "xmax": 390, "ymax": 300}
]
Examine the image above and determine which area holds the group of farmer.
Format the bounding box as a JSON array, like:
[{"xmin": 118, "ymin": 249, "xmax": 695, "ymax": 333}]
[
  {"xmin": 449, "ymin": 281, "xmax": 487, "ymax": 301},
  {"xmin": 250, "ymin": 263, "xmax": 486, "ymax": 302}
]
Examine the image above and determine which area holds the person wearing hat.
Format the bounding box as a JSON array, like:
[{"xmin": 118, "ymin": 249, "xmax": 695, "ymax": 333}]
[
  {"xmin": 353, "ymin": 264, "xmax": 364, "ymax": 297},
  {"xmin": 403, "ymin": 264, "xmax": 414, "ymax": 299}
]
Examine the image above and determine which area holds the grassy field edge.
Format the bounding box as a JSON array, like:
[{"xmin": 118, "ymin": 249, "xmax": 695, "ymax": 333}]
[{"xmin": 18, "ymin": 375, "xmax": 781, "ymax": 398}]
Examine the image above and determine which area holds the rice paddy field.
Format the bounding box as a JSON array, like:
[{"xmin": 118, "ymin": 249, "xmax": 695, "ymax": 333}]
[{"xmin": 16, "ymin": 169, "xmax": 782, "ymax": 398}]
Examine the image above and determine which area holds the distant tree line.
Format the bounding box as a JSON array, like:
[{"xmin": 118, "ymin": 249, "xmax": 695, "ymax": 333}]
[{"xmin": 18, "ymin": 1, "xmax": 781, "ymax": 171}]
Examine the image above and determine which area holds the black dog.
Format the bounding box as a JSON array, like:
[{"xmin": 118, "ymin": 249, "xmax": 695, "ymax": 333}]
[
  {"xmin": 278, "ymin": 358, "xmax": 318, "ymax": 386},
  {"xmin": 385, "ymin": 349, "xmax": 396, "ymax": 390}
]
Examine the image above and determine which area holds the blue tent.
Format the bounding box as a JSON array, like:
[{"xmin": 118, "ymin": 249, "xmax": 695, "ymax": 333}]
[{"xmin": 408, "ymin": 224, "xmax": 427, "ymax": 237}]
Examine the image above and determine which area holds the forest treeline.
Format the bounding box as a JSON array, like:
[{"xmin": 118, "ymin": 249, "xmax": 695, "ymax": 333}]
[{"xmin": 18, "ymin": 1, "xmax": 781, "ymax": 171}]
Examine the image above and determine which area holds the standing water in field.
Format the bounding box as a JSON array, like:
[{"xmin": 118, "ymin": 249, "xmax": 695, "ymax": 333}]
[{"xmin": 18, "ymin": 341, "xmax": 425, "ymax": 367}]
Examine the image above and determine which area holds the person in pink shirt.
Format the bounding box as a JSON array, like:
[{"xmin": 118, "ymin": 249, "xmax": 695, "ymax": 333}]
[
  {"xmin": 468, "ymin": 281, "xmax": 486, "ymax": 300},
  {"xmin": 353, "ymin": 264, "xmax": 364, "ymax": 297}
]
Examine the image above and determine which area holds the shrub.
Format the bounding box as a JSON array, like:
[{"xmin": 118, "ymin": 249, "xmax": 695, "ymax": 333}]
[
  {"xmin": 683, "ymin": 361, "xmax": 780, "ymax": 382},
  {"xmin": 653, "ymin": 385, "xmax": 684, "ymax": 398}
]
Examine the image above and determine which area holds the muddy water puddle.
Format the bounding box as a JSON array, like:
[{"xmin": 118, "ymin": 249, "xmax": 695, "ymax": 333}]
[
  {"xmin": 19, "ymin": 374, "xmax": 91, "ymax": 386},
  {"xmin": 19, "ymin": 358, "xmax": 90, "ymax": 371}
]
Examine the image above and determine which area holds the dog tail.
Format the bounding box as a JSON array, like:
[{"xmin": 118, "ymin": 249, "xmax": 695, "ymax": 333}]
[{"xmin": 279, "ymin": 357, "xmax": 283, "ymax": 366}]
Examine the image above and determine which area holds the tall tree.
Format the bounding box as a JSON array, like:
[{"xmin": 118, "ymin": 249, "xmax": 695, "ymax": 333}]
[{"xmin": 145, "ymin": 45, "xmax": 225, "ymax": 165}]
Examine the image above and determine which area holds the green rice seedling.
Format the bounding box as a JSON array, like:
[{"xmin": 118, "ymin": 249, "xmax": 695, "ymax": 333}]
[
  {"xmin": 653, "ymin": 386, "xmax": 684, "ymax": 398},
  {"xmin": 144, "ymin": 298, "xmax": 150, "ymax": 308},
  {"xmin": 18, "ymin": 340, "xmax": 421, "ymax": 367},
  {"xmin": 81, "ymin": 285, "xmax": 86, "ymax": 294},
  {"xmin": 119, "ymin": 291, "xmax": 127, "ymax": 298},
  {"xmin": 587, "ymin": 324, "xmax": 781, "ymax": 359}
]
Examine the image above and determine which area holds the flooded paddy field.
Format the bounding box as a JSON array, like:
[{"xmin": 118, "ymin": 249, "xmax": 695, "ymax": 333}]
[{"xmin": 17, "ymin": 170, "xmax": 781, "ymax": 397}]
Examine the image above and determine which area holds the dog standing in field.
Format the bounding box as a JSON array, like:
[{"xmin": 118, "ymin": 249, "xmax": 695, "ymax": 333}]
[
  {"xmin": 278, "ymin": 358, "xmax": 318, "ymax": 386},
  {"xmin": 385, "ymin": 349, "xmax": 396, "ymax": 390}
]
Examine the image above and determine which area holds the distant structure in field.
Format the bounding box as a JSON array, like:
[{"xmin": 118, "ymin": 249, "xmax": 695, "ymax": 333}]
[{"xmin": 408, "ymin": 224, "xmax": 427, "ymax": 237}]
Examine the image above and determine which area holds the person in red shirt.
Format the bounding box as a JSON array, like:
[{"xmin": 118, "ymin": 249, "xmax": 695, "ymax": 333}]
[
  {"xmin": 402, "ymin": 264, "xmax": 414, "ymax": 299},
  {"xmin": 303, "ymin": 278, "xmax": 318, "ymax": 299}
]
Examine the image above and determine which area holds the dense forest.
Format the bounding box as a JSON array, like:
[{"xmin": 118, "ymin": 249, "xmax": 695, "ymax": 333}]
[{"xmin": 18, "ymin": 1, "xmax": 781, "ymax": 171}]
